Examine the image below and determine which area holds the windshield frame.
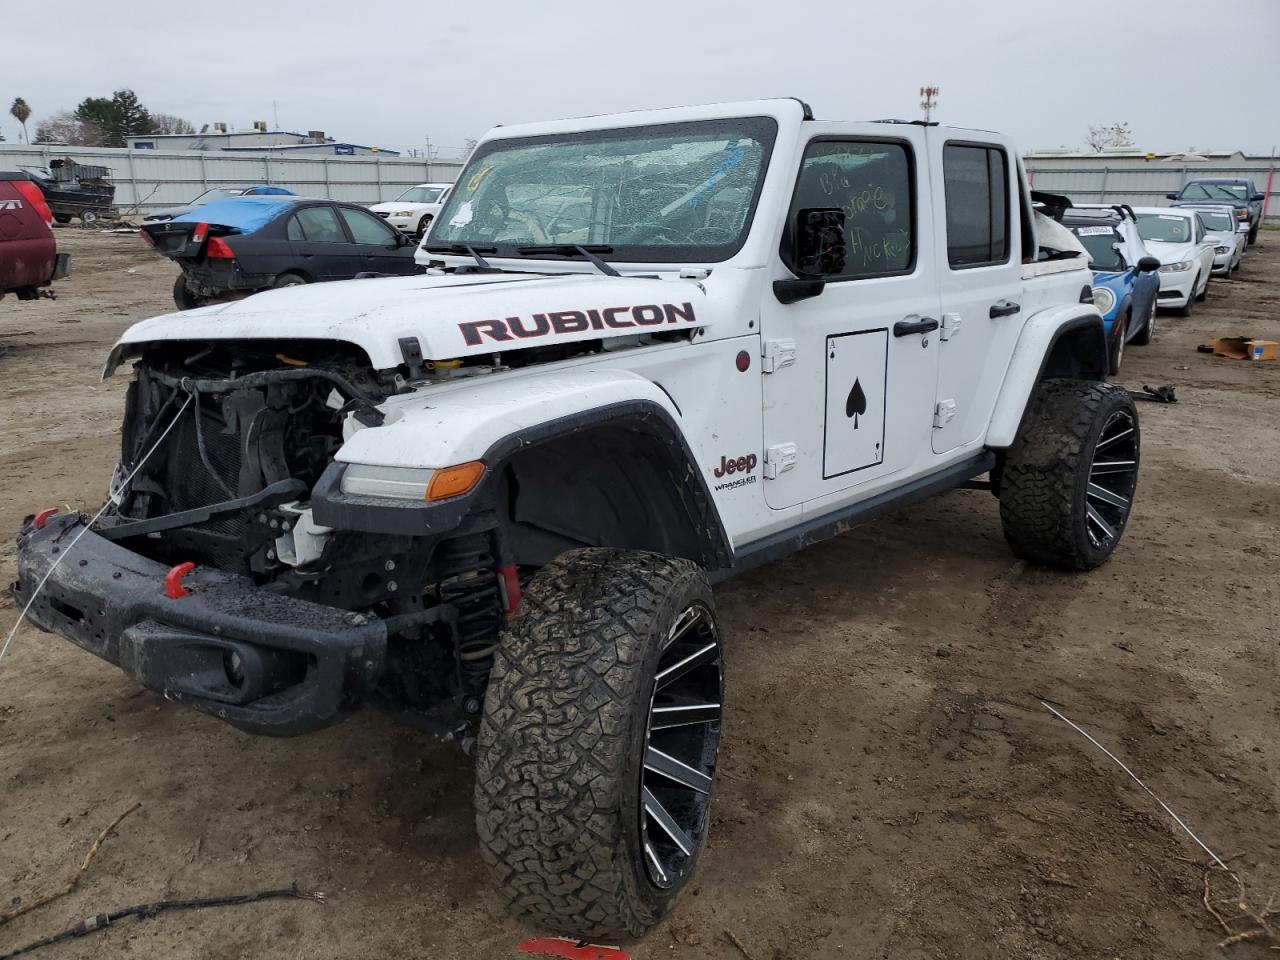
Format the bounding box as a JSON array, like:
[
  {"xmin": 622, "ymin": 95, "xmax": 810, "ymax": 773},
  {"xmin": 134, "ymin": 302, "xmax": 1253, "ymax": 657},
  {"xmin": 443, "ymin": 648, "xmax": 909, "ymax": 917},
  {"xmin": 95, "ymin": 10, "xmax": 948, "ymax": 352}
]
[
  {"xmin": 192, "ymin": 187, "xmax": 242, "ymax": 204},
  {"xmin": 428, "ymin": 116, "xmax": 779, "ymax": 265}
]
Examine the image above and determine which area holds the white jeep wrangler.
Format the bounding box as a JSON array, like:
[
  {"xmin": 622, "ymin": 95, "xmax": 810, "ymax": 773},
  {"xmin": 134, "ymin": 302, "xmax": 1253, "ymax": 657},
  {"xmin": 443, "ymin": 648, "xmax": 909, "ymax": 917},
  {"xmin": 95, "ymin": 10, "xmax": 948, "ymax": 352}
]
[{"xmin": 16, "ymin": 98, "xmax": 1138, "ymax": 939}]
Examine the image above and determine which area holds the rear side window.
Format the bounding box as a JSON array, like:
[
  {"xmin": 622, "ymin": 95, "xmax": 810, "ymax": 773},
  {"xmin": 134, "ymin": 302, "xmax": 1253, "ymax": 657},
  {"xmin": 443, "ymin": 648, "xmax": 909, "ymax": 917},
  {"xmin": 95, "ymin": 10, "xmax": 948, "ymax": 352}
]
[
  {"xmin": 785, "ymin": 139, "xmax": 915, "ymax": 280},
  {"xmin": 944, "ymin": 143, "xmax": 1010, "ymax": 268},
  {"xmin": 293, "ymin": 206, "xmax": 346, "ymax": 242},
  {"xmin": 339, "ymin": 207, "xmax": 399, "ymax": 245}
]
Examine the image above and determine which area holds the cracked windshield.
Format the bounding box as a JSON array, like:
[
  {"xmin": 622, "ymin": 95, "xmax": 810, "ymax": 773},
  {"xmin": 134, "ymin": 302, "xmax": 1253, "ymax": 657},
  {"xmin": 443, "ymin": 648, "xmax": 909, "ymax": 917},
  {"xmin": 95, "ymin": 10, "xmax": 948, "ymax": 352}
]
[{"xmin": 430, "ymin": 118, "xmax": 775, "ymax": 261}]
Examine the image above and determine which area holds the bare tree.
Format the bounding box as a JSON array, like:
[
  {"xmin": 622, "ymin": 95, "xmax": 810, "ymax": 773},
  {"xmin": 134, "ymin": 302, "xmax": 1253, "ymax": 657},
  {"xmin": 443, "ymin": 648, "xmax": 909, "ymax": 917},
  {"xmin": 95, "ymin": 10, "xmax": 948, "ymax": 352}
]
[
  {"xmin": 152, "ymin": 113, "xmax": 196, "ymax": 135},
  {"xmin": 1085, "ymin": 121, "xmax": 1134, "ymax": 152},
  {"xmin": 34, "ymin": 110, "xmax": 104, "ymax": 146}
]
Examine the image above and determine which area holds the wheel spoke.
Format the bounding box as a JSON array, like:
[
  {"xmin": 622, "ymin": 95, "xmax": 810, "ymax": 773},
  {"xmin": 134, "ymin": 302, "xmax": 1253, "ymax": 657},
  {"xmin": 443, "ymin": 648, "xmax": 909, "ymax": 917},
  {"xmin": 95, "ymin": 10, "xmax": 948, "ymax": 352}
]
[
  {"xmin": 649, "ymin": 700, "xmax": 721, "ymax": 730},
  {"xmin": 1090, "ymin": 459, "xmax": 1136, "ymax": 477},
  {"xmin": 643, "ymin": 840, "xmax": 669, "ymax": 884},
  {"xmin": 642, "ymin": 787, "xmax": 694, "ymax": 856},
  {"xmin": 1087, "ymin": 482, "xmax": 1130, "ymax": 510},
  {"xmin": 645, "ymin": 745, "xmax": 712, "ymax": 794},
  {"xmin": 1095, "ymin": 426, "xmax": 1134, "ymax": 451},
  {"xmin": 654, "ymin": 641, "xmax": 718, "ymax": 692},
  {"xmin": 1086, "ymin": 504, "xmax": 1117, "ymax": 542}
]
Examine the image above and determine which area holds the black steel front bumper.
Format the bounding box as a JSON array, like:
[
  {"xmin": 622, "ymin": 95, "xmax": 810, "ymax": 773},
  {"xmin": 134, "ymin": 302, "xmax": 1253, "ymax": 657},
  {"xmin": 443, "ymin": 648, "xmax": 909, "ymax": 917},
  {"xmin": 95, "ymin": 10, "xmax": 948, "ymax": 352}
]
[{"xmin": 13, "ymin": 515, "xmax": 386, "ymax": 737}]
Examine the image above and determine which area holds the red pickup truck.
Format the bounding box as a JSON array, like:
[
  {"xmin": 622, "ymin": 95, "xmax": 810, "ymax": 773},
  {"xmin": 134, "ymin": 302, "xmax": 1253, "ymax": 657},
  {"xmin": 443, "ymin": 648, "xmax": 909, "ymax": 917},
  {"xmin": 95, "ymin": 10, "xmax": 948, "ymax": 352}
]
[{"xmin": 0, "ymin": 172, "xmax": 69, "ymax": 300}]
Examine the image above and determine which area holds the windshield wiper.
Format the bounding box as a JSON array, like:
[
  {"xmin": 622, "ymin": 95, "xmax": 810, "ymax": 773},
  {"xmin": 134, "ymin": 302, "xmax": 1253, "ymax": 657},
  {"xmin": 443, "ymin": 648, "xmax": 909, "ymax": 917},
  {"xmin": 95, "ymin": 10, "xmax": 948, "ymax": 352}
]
[
  {"xmin": 516, "ymin": 244, "xmax": 621, "ymax": 278},
  {"xmin": 421, "ymin": 243, "xmax": 498, "ymax": 272}
]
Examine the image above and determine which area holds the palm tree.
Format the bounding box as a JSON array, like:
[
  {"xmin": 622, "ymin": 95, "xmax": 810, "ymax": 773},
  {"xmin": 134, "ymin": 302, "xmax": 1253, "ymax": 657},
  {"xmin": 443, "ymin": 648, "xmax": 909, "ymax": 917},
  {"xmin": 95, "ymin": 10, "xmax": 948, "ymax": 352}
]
[{"xmin": 10, "ymin": 98, "xmax": 31, "ymax": 143}]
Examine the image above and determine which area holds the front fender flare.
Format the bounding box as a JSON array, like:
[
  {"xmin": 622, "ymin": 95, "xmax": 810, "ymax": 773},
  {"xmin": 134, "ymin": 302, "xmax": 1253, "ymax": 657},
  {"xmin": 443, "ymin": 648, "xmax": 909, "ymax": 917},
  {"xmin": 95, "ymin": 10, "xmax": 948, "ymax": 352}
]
[
  {"xmin": 986, "ymin": 305, "xmax": 1107, "ymax": 449},
  {"xmin": 316, "ymin": 368, "xmax": 733, "ymax": 569}
]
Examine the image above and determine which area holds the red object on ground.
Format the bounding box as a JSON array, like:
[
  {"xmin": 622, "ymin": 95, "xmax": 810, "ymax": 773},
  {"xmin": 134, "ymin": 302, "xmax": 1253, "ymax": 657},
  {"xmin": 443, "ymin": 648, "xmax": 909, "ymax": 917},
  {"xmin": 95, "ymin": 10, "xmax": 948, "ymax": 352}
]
[
  {"xmin": 164, "ymin": 562, "xmax": 197, "ymax": 599},
  {"xmin": 32, "ymin": 508, "xmax": 58, "ymax": 530},
  {"xmin": 517, "ymin": 939, "xmax": 629, "ymax": 960}
]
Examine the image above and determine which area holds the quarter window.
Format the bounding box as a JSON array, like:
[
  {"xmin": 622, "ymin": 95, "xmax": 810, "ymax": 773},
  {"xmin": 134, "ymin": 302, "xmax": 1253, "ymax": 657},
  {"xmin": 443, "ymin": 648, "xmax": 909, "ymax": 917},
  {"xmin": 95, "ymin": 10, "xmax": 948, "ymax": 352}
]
[
  {"xmin": 944, "ymin": 144, "xmax": 1010, "ymax": 268},
  {"xmin": 785, "ymin": 140, "xmax": 915, "ymax": 280}
]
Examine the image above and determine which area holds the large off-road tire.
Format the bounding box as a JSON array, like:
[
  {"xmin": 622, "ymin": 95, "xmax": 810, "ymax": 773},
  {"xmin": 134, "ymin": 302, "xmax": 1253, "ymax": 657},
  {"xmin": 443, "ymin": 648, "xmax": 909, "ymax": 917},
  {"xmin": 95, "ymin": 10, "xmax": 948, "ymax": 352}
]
[
  {"xmin": 173, "ymin": 274, "xmax": 199, "ymax": 310},
  {"xmin": 476, "ymin": 548, "xmax": 724, "ymax": 940},
  {"xmin": 999, "ymin": 379, "xmax": 1139, "ymax": 571}
]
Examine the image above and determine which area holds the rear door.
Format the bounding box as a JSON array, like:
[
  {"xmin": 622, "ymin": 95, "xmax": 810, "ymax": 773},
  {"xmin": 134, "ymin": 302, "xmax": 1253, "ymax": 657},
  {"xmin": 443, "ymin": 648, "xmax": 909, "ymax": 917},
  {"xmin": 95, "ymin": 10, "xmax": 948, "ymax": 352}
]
[
  {"xmin": 759, "ymin": 126, "xmax": 942, "ymax": 509},
  {"xmin": 337, "ymin": 206, "xmax": 416, "ymax": 275},
  {"xmin": 287, "ymin": 204, "xmax": 358, "ymax": 280},
  {"xmin": 926, "ymin": 134, "xmax": 1023, "ymax": 454}
]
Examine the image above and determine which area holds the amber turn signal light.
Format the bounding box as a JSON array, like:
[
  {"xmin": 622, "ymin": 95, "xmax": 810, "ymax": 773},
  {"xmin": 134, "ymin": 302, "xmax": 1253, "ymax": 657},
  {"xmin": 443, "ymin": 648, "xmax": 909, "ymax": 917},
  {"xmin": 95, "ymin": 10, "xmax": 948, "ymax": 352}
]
[{"xmin": 425, "ymin": 461, "xmax": 485, "ymax": 501}]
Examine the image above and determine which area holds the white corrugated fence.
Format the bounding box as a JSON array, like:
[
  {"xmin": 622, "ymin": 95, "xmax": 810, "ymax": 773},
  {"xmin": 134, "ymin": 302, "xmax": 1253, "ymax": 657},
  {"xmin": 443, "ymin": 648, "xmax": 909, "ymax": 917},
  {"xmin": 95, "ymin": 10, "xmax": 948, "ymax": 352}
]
[{"xmin": 0, "ymin": 144, "xmax": 464, "ymax": 213}]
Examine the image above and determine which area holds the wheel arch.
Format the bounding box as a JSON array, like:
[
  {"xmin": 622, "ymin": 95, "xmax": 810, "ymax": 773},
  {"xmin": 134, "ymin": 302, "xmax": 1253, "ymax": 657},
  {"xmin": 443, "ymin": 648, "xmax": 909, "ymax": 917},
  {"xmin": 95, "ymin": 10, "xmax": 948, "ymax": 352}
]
[
  {"xmin": 986, "ymin": 307, "xmax": 1109, "ymax": 449},
  {"xmin": 491, "ymin": 403, "xmax": 733, "ymax": 572}
]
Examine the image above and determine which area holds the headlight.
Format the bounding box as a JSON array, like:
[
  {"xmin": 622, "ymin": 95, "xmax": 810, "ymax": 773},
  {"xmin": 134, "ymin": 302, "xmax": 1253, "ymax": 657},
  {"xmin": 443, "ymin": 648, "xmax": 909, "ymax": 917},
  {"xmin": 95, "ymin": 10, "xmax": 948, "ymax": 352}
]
[
  {"xmin": 1158, "ymin": 260, "xmax": 1194, "ymax": 273},
  {"xmin": 1236, "ymin": 209, "xmax": 1249, "ymax": 218},
  {"xmin": 339, "ymin": 461, "xmax": 485, "ymax": 502},
  {"xmin": 1215, "ymin": 245, "xmax": 1229, "ymax": 254},
  {"xmin": 394, "ymin": 210, "xmax": 414, "ymax": 217},
  {"xmin": 1090, "ymin": 286, "xmax": 1116, "ymax": 315},
  {"xmin": 340, "ymin": 463, "xmax": 434, "ymax": 499}
]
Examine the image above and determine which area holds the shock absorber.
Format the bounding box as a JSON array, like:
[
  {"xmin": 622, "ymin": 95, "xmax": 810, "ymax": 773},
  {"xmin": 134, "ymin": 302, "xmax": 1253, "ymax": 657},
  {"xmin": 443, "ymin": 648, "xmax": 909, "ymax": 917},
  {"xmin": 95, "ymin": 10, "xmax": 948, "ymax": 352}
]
[{"xmin": 434, "ymin": 533, "xmax": 502, "ymax": 703}]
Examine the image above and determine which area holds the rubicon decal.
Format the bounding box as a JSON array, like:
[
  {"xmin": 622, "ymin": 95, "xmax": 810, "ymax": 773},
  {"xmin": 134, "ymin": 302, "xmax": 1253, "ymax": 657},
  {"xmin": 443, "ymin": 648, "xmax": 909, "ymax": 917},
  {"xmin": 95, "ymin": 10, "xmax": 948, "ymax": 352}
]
[
  {"xmin": 458, "ymin": 302, "xmax": 697, "ymax": 347},
  {"xmin": 713, "ymin": 453, "xmax": 757, "ymax": 478}
]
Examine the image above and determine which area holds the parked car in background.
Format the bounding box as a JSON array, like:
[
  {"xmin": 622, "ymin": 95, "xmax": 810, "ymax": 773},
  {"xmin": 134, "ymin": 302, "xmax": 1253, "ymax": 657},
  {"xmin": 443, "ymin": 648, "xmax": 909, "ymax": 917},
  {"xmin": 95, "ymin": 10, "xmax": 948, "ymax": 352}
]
[
  {"xmin": 1133, "ymin": 207, "xmax": 1216, "ymax": 316},
  {"xmin": 0, "ymin": 172, "xmax": 70, "ymax": 300},
  {"xmin": 369, "ymin": 182, "xmax": 452, "ymax": 238},
  {"xmin": 1182, "ymin": 205, "xmax": 1246, "ymax": 275},
  {"xmin": 1063, "ymin": 206, "xmax": 1161, "ymax": 372},
  {"xmin": 139, "ymin": 195, "xmax": 418, "ymax": 308},
  {"xmin": 142, "ymin": 185, "xmax": 297, "ymax": 223},
  {"xmin": 1167, "ymin": 178, "xmax": 1265, "ymax": 244}
]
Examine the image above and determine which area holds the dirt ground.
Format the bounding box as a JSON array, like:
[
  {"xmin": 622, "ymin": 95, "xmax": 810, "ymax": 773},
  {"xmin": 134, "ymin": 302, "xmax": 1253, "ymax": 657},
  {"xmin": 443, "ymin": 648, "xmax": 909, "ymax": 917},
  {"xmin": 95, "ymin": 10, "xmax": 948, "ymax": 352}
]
[{"xmin": 1, "ymin": 227, "xmax": 1277, "ymax": 960}]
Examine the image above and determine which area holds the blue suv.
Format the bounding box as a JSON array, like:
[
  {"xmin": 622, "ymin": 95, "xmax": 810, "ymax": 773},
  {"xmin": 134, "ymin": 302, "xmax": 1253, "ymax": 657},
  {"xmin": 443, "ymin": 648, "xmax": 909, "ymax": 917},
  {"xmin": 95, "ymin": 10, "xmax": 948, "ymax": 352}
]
[{"xmin": 1064, "ymin": 205, "xmax": 1162, "ymax": 374}]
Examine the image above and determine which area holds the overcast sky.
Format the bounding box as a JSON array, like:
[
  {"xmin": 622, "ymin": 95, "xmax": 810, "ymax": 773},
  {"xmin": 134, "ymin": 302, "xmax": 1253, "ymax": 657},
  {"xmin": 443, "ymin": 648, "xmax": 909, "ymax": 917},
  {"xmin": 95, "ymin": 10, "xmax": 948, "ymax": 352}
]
[{"xmin": 3, "ymin": 0, "xmax": 1278, "ymax": 157}]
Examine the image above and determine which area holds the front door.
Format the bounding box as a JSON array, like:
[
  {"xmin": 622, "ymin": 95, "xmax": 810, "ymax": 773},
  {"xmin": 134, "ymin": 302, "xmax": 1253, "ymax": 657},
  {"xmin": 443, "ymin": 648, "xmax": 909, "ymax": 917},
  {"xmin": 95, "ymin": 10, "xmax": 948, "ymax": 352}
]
[
  {"xmin": 760, "ymin": 127, "xmax": 942, "ymax": 510},
  {"xmin": 926, "ymin": 135, "xmax": 1023, "ymax": 454}
]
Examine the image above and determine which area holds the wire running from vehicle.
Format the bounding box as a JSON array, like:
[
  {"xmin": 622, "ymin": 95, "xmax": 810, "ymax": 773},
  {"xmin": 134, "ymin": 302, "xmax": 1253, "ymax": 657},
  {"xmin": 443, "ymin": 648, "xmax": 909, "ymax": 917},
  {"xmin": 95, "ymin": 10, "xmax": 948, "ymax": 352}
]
[{"xmin": 0, "ymin": 394, "xmax": 195, "ymax": 669}]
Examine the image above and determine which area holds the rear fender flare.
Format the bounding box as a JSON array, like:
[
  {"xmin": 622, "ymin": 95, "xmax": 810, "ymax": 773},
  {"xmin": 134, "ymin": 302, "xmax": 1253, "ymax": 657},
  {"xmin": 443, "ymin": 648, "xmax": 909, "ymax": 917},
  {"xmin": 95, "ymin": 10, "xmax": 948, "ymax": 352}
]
[{"xmin": 986, "ymin": 306, "xmax": 1108, "ymax": 449}]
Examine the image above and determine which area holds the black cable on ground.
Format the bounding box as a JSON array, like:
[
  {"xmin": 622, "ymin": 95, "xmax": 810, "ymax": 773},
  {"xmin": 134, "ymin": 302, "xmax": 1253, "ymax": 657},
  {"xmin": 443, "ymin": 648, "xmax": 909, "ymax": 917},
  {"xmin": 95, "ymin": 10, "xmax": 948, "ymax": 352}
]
[{"xmin": 0, "ymin": 884, "xmax": 324, "ymax": 959}]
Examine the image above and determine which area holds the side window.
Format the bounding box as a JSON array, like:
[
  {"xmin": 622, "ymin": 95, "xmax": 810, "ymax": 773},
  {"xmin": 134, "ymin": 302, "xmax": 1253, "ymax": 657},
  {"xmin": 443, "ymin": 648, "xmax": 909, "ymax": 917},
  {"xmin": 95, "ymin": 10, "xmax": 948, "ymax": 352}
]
[
  {"xmin": 294, "ymin": 206, "xmax": 346, "ymax": 243},
  {"xmin": 785, "ymin": 139, "xmax": 914, "ymax": 280},
  {"xmin": 943, "ymin": 143, "xmax": 1010, "ymax": 268},
  {"xmin": 339, "ymin": 207, "xmax": 399, "ymax": 245},
  {"xmin": 287, "ymin": 216, "xmax": 304, "ymax": 242}
]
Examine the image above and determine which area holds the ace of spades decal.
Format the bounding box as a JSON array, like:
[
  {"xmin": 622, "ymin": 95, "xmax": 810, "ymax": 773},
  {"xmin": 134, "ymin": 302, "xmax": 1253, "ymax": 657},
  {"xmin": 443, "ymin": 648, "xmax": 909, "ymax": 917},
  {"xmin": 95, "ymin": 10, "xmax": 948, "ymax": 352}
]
[{"xmin": 845, "ymin": 378, "xmax": 867, "ymax": 428}]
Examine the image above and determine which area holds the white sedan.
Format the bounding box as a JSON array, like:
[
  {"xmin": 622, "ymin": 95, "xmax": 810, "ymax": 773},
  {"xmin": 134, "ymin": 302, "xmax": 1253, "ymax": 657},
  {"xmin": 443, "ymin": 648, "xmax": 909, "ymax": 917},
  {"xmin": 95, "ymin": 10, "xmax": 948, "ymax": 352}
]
[
  {"xmin": 369, "ymin": 183, "xmax": 453, "ymax": 239},
  {"xmin": 1133, "ymin": 208, "xmax": 1217, "ymax": 316},
  {"xmin": 1180, "ymin": 204, "xmax": 1247, "ymax": 275}
]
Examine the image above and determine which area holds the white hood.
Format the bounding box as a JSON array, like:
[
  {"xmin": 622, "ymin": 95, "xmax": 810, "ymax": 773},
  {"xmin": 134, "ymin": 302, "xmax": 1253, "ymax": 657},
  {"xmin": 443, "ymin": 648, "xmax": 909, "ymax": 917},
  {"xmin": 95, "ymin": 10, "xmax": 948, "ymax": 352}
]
[
  {"xmin": 106, "ymin": 272, "xmax": 713, "ymax": 374},
  {"xmin": 1143, "ymin": 239, "xmax": 1200, "ymax": 266}
]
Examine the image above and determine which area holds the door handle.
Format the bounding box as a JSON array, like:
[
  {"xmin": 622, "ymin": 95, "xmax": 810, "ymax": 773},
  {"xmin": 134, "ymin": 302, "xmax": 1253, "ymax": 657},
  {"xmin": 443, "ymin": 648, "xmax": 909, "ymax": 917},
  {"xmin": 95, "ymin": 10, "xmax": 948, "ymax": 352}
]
[
  {"xmin": 894, "ymin": 316, "xmax": 940, "ymax": 337},
  {"xmin": 989, "ymin": 300, "xmax": 1021, "ymax": 318}
]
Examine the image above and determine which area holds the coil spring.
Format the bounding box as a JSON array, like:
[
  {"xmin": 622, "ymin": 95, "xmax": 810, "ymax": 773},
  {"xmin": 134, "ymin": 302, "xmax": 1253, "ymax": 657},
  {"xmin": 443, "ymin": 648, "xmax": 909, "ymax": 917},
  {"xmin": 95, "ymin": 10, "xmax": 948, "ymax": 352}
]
[{"xmin": 435, "ymin": 533, "xmax": 502, "ymax": 696}]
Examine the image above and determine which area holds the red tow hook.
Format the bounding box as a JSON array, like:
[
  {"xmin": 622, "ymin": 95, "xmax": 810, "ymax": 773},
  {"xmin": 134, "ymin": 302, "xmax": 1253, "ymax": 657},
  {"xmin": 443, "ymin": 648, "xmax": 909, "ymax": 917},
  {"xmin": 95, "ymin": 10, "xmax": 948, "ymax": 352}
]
[
  {"xmin": 498, "ymin": 564, "xmax": 522, "ymax": 619},
  {"xmin": 164, "ymin": 562, "xmax": 197, "ymax": 599},
  {"xmin": 32, "ymin": 508, "xmax": 58, "ymax": 530}
]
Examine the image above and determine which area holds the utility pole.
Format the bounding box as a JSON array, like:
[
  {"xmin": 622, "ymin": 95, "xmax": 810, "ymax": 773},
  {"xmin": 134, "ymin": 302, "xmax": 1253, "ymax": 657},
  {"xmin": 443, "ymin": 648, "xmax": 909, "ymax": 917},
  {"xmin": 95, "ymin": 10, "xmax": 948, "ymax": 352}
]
[{"xmin": 920, "ymin": 86, "xmax": 940, "ymax": 123}]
